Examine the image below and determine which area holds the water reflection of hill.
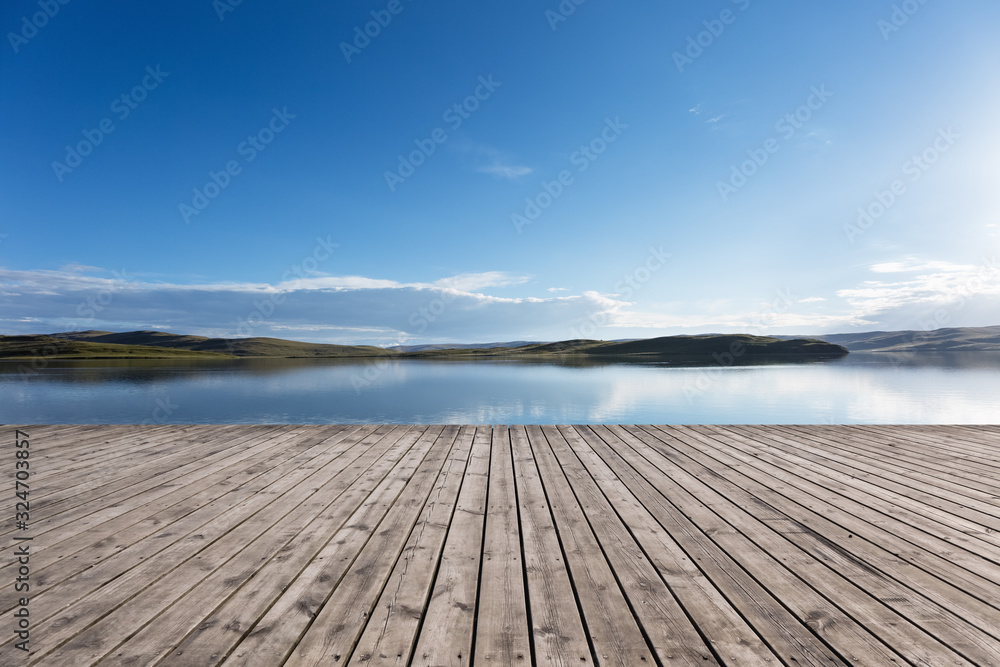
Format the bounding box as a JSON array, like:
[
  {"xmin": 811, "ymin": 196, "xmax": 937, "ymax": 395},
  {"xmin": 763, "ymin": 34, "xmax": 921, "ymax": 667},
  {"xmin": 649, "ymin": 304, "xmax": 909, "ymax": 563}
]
[
  {"xmin": 0, "ymin": 357, "xmax": 379, "ymax": 385},
  {"xmin": 6, "ymin": 351, "xmax": 997, "ymax": 386}
]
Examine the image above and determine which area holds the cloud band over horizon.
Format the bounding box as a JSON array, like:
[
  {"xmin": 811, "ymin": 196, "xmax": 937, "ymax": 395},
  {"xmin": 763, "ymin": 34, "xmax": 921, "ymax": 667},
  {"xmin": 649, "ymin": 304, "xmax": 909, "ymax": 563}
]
[{"xmin": 2, "ymin": 256, "xmax": 997, "ymax": 346}]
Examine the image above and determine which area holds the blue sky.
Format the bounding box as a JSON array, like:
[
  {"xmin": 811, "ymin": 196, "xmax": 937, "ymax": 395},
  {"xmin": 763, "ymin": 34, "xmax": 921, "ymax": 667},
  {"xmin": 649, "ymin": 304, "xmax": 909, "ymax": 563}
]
[{"xmin": 2, "ymin": 0, "xmax": 999, "ymax": 345}]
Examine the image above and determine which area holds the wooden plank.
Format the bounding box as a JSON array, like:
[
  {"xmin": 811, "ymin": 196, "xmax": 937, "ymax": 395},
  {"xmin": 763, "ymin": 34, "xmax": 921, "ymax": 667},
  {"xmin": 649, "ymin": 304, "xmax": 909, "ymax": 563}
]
[
  {"xmin": 624, "ymin": 426, "xmax": 977, "ymax": 666},
  {"xmin": 122, "ymin": 426, "xmax": 409, "ymax": 666},
  {"xmin": 508, "ymin": 425, "xmax": 592, "ymax": 666},
  {"xmin": 62, "ymin": 427, "xmax": 379, "ymax": 666},
  {"xmin": 348, "ymin": 426, "xmax": 476, "ymax": 665},
  {"xmin": 410, "ymin": 426, "xmax": 491, "ymax": 667},
  {"xmin": 548, "ymin": 425, "xmax": 717, "ymax": 665},
  {"xmin": 771, "ymin": 426, "xmax": 1000, "ymax": 513},
  {"xmin": 713, "ymin": 425, "xmax": 1000, "ymax": 561},
  {"xmin": 3, "ymin": 424, "xmax": 998, "ymax": 666},
  {"xmin": 219, "ymin": 426, "xmax": 443, "ymax": 666},
  {"xmin": 527, "ymin": 426, "xmax": 655, "ymax": 666},
  {"xmin": 579, "ymin": 426, "xmax": 845, "ymax": 666},
  {"xmin": 2, "ymin": 426, "xmax": 331, "ymax": 623},
  {"xmin": 0, "ymin": 426, "xmax": 355, "ymax": 607},
  {"xmin": 658, "ymin": 426, "xmax": 1000, "ymax": 652},
  {"xmin": 20, "ymin": 426, "xmax": 418, "ymax": 664},
  {"xmin": 692, "ymin": 425, "xmax": 1000, "ymax": 585},
  {"xmin": 7, "ymin": 425, "xmax": 285, "ymax": 538},
  {"xmin": 605, "ymin": 425, "xmax": 904, "ymax": 665},
  {"xmin": 473, "ymin": 425, "xmax": 532, "ymax": 665},
  {"xmin": 288, "ymin": 426, "xmax": 460, "ymax": 664},
  {"xmin": 779, "ymin": 425, "xmax": 1000, "ymax": 501},
  {"xmin": 565, "ymin": 426, "xmax": 782, "ymax": 666}
]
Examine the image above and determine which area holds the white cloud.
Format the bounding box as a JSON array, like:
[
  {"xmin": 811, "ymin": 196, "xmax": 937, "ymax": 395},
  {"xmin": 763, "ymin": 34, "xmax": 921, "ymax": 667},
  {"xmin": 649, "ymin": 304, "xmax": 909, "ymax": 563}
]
[
  {"xmin": 838, "ymin": 258, "xmax": 1000, "ymax": 319},
  {"xmin": 477, "ymin": 163, "xmax": 533, "ymax": 180},
  {"xmin": 456, "ymin": 143, "xmax": 532, "ymax": 180},
  {"xmin": 434, "ymin": 271, "xmax": 529, "ymax": 292},
  {"xmin": 869, "ymin": 259, "xmax": 976, "ymax": 274},
  {"xmin": 3, "ymin": 258, "xmax": 997, "ymax": 344}
]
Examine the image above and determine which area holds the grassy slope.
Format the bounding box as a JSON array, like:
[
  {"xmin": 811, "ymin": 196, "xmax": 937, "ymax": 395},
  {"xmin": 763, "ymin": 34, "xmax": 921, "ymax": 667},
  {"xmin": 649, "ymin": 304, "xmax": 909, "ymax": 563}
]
[
  {"xmin": 7, "ymin": 331, "xmax": 850, "ymax": 360},
  {"xmin": 0, "ymin": 335, "xmax": 234, "ymax": 359},
  {"xmin": 819, "ymin": 326, "xmax": 1000, "ymax": 352},
  {"xmin": 46, "ymin": 330, "xmax": 395, "ymax": 358},
  {"xmin": 406, "ymin": 334, "xmax": 849, "ymax": 358}
]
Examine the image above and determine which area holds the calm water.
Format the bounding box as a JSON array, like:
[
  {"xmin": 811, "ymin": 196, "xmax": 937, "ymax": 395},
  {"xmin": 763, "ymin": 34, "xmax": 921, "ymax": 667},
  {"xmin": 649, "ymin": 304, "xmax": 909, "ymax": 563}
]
[{"xmin": 2, "ymin": 352, "xmax": 999, "ymax": 424}]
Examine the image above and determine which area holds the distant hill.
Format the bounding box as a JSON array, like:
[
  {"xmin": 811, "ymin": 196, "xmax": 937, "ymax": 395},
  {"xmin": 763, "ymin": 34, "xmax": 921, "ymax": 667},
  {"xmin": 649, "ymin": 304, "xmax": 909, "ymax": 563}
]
[
  {"xmin": 45, "ymin": 330, "xmax": 394, "ymax": 358},
  {"xmin": 405, "ymin": 334, "xmax": 848, "ymax": 360},
  {"xmin": 777, "ymin": 326, "xmax": 1000, "ymax": 352},
  {"xmin": 2, "ymin": 330, "xmax": 848, "ymax": 361},
  {"xmin": 390, "ymin": 341, "xmax": 539, "ymax": 353},
  {"xmin": 0, "ymin": 335, "xmax": 232, "ymax": 359}
]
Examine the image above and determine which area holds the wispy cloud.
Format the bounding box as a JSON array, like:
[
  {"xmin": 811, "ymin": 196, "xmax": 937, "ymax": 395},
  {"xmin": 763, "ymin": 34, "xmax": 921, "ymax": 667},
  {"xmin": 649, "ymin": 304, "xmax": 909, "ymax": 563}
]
[
  {"xmin": 839, "ymin": 258, "xmax": 1000, "ymax": 319},
  {"xmin": 455, "ymin": 143, "xmax": 533, "ymax": 180},
  {"xmin": 869, "ymin": 259, "xmax": 976, "ymax": 273},
  {"xmin": 4, "ymin": 258, "xmax": 996, "ymax": 344},
  {"xmin": 434, "ymin": 271, "xmax": 529, "ymax": 291},
  {"xmin": 476, "ymin": 163, "xmax": 533, "ymax": 180}
]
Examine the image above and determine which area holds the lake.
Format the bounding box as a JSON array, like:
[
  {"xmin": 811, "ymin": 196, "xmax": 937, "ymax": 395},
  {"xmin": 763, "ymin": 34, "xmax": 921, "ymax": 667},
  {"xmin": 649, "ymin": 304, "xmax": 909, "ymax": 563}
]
[{"xmin": 2, "ymin": 352, "xmax": 999, "ymax": 424}]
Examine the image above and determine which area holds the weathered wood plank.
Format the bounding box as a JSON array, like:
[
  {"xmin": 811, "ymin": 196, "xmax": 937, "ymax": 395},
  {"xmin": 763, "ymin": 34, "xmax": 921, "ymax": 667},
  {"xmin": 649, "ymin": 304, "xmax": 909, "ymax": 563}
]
[
  {"xmin": 348, "ymin": 426, "xmax": 476, "ymax": 666},
  {"xmin": 410, "ymin": 426, "xmax": 492, "ymax": 667},
  {"xmin": 509, "ymin": 425, "xmax": 592, "ymax": 666},
  {"xmin": 473, "ymin": 426, "xmax": 531, "ymax": 665},
  {"xmin": 3, "ymin": 424, "xmax": 999, "ymax": 667}
]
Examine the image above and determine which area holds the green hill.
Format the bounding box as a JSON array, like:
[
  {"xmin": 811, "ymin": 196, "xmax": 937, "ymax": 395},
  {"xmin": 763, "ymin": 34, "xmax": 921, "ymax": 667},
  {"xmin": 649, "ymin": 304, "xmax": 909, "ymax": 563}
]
[
  {"xmin": 813, "ymin": 326, "xmax": 1000, "ymax": 352},
  {"xmin": 405, "ymin": 334, "xmax": 848, "ymax": 360},
  {"xmin": 3, "ymin": 330, "xmax": 848, "ymax": 361},
  {"xmin": 46, "ymin": 330, "xmax": 395, "ymax": 358},
  {"xmin": 0, "ymin": 335, "xmax": 233, "ymax": 359}
]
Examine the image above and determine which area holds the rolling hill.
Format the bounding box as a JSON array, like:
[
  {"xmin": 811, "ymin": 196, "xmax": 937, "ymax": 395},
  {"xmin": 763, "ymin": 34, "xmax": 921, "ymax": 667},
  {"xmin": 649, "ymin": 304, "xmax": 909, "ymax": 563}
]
[
  {"xmin": 404, "ymin": 334, "xmax": 848, "ymax": 359},
  {"xmin": 775, "ymin": 325, "xmax": 1000, "ymax": 352},
  {"xmin": 0, "ymin": 335, "xmax": 232, "ymax": 359},
  {"xmin": 2, "ymin": 330, "xmax": 848, "ymax": 361},
  {"xmin": 44, "ymin": 330, "xmax": 394, "ymax": 358}
]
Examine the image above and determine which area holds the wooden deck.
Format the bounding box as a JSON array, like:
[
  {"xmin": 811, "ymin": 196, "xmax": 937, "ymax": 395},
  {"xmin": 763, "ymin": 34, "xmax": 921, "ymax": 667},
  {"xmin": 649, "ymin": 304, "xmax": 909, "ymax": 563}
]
[{"xmin": 3, "ymin": 424, "xmax": 1000, "ymax": 666}]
